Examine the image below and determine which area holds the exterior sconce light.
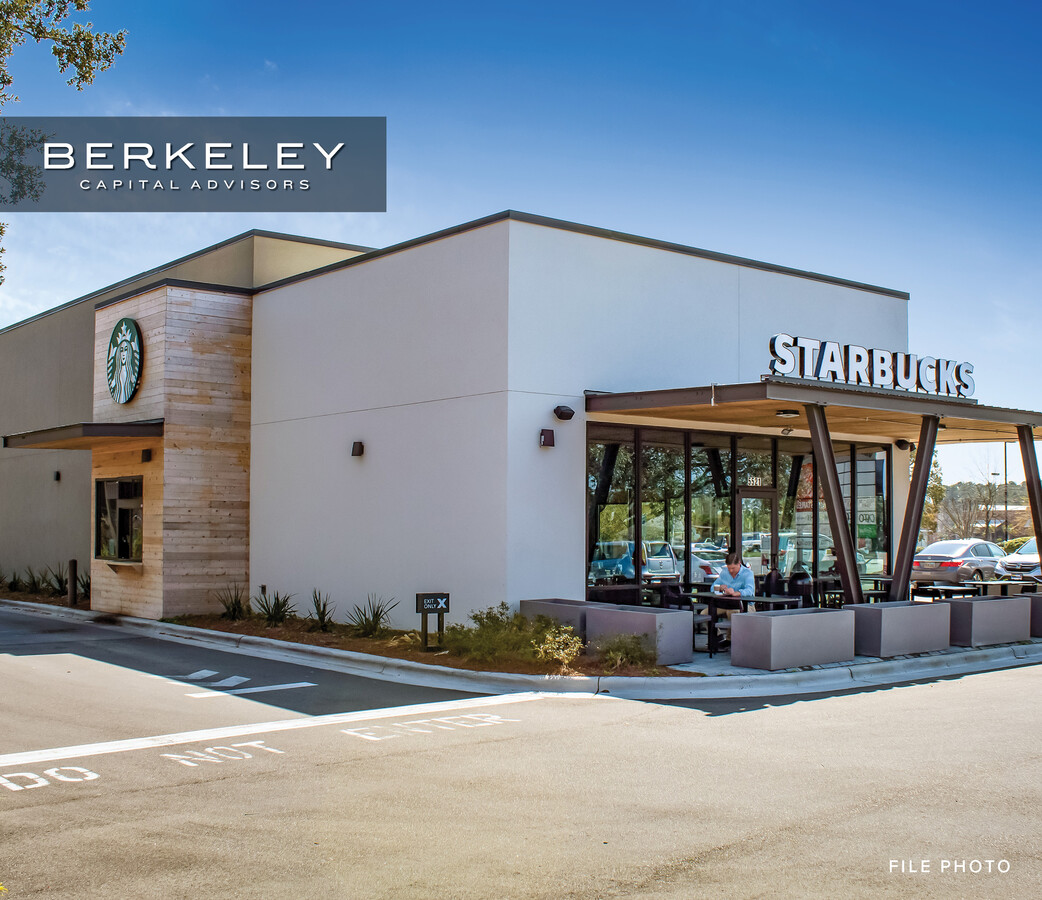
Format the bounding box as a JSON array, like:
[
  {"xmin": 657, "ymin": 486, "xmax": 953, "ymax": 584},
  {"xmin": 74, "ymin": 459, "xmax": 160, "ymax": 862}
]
[
  {"xmin": 775, "ymin": 409, "xmax": 799, "ymax": 419},
  {"xmin": 351, "ymin": 441, "xmax": 365, "ymax": 457},
  {"xmin": 141, "ymin": 449, "xmax": 152, "ymax": 463},
  {"xmin": 894, "ymin": 439, "xmax": 911, "ymax": 451},
  {"xmin": 539, "ymin": 429, "xmax": 555, "ymax": 447},
  {"xmin": 553, "ymin": 405, "xmax": 575, "ymax": 421},
  {"xmin": 54, "ymin": 471, "xmax": 61, "ymax": 481}
]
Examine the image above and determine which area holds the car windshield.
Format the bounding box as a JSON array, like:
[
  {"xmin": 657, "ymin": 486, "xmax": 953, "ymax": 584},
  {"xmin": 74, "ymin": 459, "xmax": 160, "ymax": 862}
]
[
  {"xmin": 646, "ymin": 542, "xmax": 673, "ymax": 558},
  {"xmin": 1016, "ymin": 538, "xmax": 1037, "ymax": 555},
  {"xmin": 592, "ymin": 542, "xmax": 630, "ymax": 561},
  {"xmin": 697, "ymin": 549, "xmax": 727, "ymax": 561},
  {"xmin": 920, "ymin": 541, "xmax": 969, "ymax": 556}
]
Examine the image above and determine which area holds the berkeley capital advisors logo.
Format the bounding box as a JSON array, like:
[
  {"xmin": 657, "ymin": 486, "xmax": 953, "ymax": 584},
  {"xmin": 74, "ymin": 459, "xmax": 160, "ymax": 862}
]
[
  {"xmin": 0, "ymin": 117, "xmax": 386, "ymax": 213},
  {"xmin": 107, "ymin": 318, "xmax": 143, "ymax": 404}
]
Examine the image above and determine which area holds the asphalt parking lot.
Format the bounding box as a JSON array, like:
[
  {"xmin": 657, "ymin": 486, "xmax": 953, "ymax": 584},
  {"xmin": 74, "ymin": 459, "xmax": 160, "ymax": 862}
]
[{"xmin": 2, "ymin": 606, "xmax": 1040, "ymax": 899}]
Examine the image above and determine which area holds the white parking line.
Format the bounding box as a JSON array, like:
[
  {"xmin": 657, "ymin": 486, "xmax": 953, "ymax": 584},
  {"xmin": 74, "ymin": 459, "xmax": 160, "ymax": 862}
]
[
  {"xmin": 0, "ymin": 692, "xmax": 599, "ymax": 768},
  {"xmin": 185, "ymin": 681, "xmax": 316, "ymax": 698}
]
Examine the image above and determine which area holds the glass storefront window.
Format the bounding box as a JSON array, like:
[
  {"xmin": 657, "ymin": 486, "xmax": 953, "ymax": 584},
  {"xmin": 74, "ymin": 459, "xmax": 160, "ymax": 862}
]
[
  {"xmin": 95, "ymin": 477, "xmax": 143, "ymax": 561},
  {"xmin": 587, "ymin": 427, "xmax": 635, "ymax": 586},
  {"xmin": 689, "ymin": 435, "xmax": 732, "ymax": 584},
  {"xmin": 777, "ymin": 440, "xmax": 815, "ymax": 578},
  {"xmin": 736, "ymin": 435, "xmax": 773, "ymax": 488},
  {"xmin": 856, "ymin": 445, "xmax": 889, "ymax": 575}
]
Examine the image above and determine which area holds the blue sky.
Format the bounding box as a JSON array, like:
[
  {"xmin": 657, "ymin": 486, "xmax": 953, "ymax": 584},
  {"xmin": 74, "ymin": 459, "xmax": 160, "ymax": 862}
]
[{"xmin": 2, "ymin": 0, "xmax": 1041, "ymax": 481}]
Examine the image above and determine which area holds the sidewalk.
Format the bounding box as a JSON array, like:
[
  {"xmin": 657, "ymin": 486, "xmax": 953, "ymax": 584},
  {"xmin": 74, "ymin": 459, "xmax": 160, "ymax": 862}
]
[{"xmin": 3, "ymin": 596, "xmax": 1041, "ymax": 700}]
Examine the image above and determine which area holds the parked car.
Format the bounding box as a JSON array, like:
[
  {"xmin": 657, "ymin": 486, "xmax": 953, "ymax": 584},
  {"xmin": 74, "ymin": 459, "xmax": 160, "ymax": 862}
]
[
  {"xmin": 587, "ymin": 541, "xmax": 681, "ymax": 585},
  {"xmin": 674, "ymin": 544, "xmax": 727, "ymax": 584},
  {"xmin": 910, "ymin": 539, "xmax": 1005, "ymax": 584},
  {"xmin": 994, "ymin": 537, "xmax": 1040, "ymax": 580}
]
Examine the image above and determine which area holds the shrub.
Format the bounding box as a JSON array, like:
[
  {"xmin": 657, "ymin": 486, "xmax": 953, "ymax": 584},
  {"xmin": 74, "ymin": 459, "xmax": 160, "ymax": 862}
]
[
  {"xmin": 533, "ymin": 622, "xmax": 585, "ymax": 669},
  {"xmin": 214, "ymin": 583, "xmax": 250, "ymax": 621},
  {"xmin": 594, "ymin": 633, "xmax": 656, "ymax": 672},
  {"xmin": 442, "ymin": 602, "xmax": 558, "ymax": 663},
  {"xmin": 346, "ymin": 594, "xmax": 398, "ymax": 637},
  {"xmin": 23, "ymin": 567, "xmax": 42, "ymax": 594},
  {"xmin": 1000, "ymin": 536, "xmax": 1032, "ymax": 554},
  {"xmin": 0, "ymin": 564, "xmax": 6, "ymax": 588},
  {"xmin": 253, "ymin": 590, "xmax": 295, "ymax": 627},
  {"xmin": 77, "ymin": 571, "xmax": 91, "ymax": 599},
  {"xmin": 7, "ymin": 572, "xmax": 23, "ymax": 592},
  {"xmin": 307, "ymin": 589, "xmax": 335, "ymax": 632},
  {"xmin": 46, "ymin": 563, "xmax": 69, "ymax": 596}
]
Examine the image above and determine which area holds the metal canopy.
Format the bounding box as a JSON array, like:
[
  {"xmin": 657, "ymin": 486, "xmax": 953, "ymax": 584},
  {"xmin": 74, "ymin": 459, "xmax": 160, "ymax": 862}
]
[
  {"xmin": 2, "ymin": 419, "xmax": 164, "ymax": 450},
  {"xmin": 585, "ymin": 378, "xmax": 1042, "ymax": 443}
]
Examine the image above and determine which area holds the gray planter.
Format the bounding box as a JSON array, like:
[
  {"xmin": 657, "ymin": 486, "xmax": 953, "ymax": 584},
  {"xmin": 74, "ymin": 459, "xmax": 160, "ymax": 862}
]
[
  {"xmin": 519, "ymin": 597, "xmax": 616, "ymax": 641},
  {"xmin": 845, "ymin": 600, "xmax": 950, "ymax": 657},
  {"xmin": 939, "ymin": 595, "xmax": 1031, "ymax": 647},
  {"xmin": 730, "ymin": 607, "xmax": 855, "ymax": 671},
  {"xmin": 1018, "ymin": 592, "xmax": 1042, "ymax": 637},
  {"xmin": 585, "ymin": 606, "xmax": 694, "ymax": 666}
]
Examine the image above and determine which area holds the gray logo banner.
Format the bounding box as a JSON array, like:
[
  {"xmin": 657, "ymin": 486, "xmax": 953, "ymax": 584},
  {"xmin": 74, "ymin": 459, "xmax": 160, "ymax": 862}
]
[{"xmin": 0, "ymin": 116, "xmax": 386, "ymax": 212}]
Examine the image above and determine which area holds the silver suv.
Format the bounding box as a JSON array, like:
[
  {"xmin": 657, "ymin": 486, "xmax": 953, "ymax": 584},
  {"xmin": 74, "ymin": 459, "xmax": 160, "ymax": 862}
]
[
  {"xmin": 588, "ymin": 541, "xmax": 681, "ymax": 585},
  {"xmin": 994, "ymin": 537, "xmax": 1040, "ymax": 579}
]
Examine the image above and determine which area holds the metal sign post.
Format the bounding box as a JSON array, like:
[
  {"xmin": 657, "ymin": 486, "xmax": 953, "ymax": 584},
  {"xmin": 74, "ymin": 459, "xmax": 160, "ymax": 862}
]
[{"xmin": 416, "ymin": 593, "xmax": 450, "ymax": 651}]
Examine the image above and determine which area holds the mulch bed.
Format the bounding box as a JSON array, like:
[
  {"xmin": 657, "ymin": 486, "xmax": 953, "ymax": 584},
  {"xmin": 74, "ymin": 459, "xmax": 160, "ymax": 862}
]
[{"xmin": 0, "ymin": 591, "xmax": 701, "ymax": 678}]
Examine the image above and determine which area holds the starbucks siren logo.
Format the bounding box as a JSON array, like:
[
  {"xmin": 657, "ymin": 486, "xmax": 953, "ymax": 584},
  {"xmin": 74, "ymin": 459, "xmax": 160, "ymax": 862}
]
[{"xmin": 106, "ymin": 318, "xmax": 143, "ymax": 404}]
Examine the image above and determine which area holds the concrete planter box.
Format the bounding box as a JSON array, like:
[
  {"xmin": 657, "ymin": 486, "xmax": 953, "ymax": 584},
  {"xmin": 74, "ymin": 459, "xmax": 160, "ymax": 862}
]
[
  {"xmin": 845, "ymin": 600, "xmax": 950, "ymax": 657},
  {"xmin": 1014, "ymin": 592, "xmax": 1042, "ymax": 637},
  {"xmin": 519, "ymin": 598, "xmax": 609, "ymax": 641},
  {"xmin": 940, "ymin": 596, "xmax": 1031, "ymax": 647},
  {"xmin": 730, "ymin": 607, "xmax": 854, "ymax": 671},
  {"xmin": 584, "ymin": 606, "xmax": 694, "ymax": 666}
]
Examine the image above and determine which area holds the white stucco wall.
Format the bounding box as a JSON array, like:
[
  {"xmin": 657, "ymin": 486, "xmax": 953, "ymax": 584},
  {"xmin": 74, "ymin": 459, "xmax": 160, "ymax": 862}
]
[{"xmin": 250, "ymin": 224, "xmax": 510, "ymax": 628}]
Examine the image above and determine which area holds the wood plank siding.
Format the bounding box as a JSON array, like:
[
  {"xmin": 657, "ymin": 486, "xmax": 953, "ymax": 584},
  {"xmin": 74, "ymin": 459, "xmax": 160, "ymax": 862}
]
[{"xmin": 91, "ymin": 286, "xmax": 251, "ymax": 617}]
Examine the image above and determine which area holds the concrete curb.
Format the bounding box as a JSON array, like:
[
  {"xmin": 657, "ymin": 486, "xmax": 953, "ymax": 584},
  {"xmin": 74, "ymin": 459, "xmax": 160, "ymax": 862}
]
[{"xmin": 3, "ymin": 597, "xmax": 1041, "ymax": 699}]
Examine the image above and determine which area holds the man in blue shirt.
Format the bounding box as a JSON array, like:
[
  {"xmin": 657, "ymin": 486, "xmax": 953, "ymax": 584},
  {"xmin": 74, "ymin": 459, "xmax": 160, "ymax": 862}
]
[{"xmin": 712, "ymin": 552, "xmax": 755, "ymax": 598}]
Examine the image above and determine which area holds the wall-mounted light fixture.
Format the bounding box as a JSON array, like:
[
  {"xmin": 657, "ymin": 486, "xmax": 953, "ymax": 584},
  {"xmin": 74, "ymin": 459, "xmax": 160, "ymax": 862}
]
[
  {"xmin": 775, "ymin": 409, "xmax": 799, "ymax": 419},
  {"xmin": 351, "ymin": 441, "xmax": 365, "ymax": 457},
  {"xmin": 54, "ymin": 471, "xmax": 61, "ymax": 482},
  {"xmin": 539, "ymin": 429, "xmax": 555, "ymax": 447},
  {"xmin": 141, "ymin": 449, "xmax": 152, "ymax": 463},
  {"xmin": 894, "ymin": 439, "xmax": 912, "ymax": 451},
  {"xmin": 553, "ymin": 405, "xmax": 575, "ymax": 421}
]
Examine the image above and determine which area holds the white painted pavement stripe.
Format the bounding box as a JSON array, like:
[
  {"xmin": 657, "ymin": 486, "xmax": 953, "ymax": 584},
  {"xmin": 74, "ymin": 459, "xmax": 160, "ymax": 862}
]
[
  {"xmin": 186, "ymin": 681, "xmax": 316, "ymax": 698},
  {"xmin": 183, "ymin": 669, "xmax": 219, "ymax": 680},
  {"xmin": 0, "ymin": 692, "xmax": 600, "ymax": 768},
  {"xmin": 207, "ymin": 676, "xmax": 250, "ymax": 688}
]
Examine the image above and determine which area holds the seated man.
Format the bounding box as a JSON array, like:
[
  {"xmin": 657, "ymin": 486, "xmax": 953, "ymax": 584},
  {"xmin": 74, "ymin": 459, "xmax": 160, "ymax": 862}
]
[
  {"xmin": 712, "ymin": 552, "xmax": 754, "ymax": 599},
  {"xmin": 710, "ymin": 553, "xmax": 754, "ymax": 648}
]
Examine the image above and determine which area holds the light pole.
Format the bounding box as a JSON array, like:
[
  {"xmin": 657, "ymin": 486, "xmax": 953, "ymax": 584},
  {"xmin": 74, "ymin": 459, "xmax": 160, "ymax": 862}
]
[
  {"xmin": 990, "ymin": 471, "xmax": 1000, "ymax": 541},
  {"xmin": 1003, "ymin": 442, "xmax": 1009, "ymax": 542}
]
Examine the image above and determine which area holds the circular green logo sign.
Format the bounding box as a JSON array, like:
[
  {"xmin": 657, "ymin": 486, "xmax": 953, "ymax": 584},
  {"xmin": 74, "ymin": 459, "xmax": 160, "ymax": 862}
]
[{"xmin": 106, "ymin": 318, "xmax": 143, "ymax": 404}]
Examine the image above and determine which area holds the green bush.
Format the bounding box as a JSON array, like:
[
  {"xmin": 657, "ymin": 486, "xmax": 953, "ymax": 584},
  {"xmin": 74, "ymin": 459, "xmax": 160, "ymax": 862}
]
[
  {"xmin": 1000, "ymin": 536, "xmax": 1032, "ymax": 554},
  {"xmin": 594, "ymin": 633, "xmax": 656, "ymax": 672},
  {"xmin": 307, "ymin": 589, "xmax": 335, "ymax": 632},
  {"xmin": 77, "ymin": 571, "xmax": 91, "ymax": 599},
  {"xmin": 214, "ymin": 583, "xmax": 250, "ymax": 620},
  {"xmin": 253, "ymin": 590, "xmax": 295, "ymax": 627},
  {"xmin": 533, "ymin": 622, "xmax": 585, "ymax": 668},
  {"xmin": 23, "ymin": 567, "xmax": 42, "ymax": 593},
  {"xmin": 46, "ymin": 563, "xmax": 69, "ymax": 596},
  {"xmin": 7, "ymin": 572, "xmax": 22, "ymax": 592},
  {"xmin": 346, "ymin": 594, "xmax": 398, "ymax": 637}
]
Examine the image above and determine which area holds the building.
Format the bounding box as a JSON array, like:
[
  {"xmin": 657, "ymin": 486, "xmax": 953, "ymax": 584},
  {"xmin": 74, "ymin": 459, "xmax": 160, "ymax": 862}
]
[{"xmin": 3, "ymin": 211, "xmax": 1042, "ymax": 626}]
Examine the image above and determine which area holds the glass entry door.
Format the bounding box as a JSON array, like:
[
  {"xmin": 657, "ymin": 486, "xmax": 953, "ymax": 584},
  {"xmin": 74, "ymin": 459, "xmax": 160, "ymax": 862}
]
[{"xmin": 738, "ymin": 488, "xmax": 777, "ymax": 577}]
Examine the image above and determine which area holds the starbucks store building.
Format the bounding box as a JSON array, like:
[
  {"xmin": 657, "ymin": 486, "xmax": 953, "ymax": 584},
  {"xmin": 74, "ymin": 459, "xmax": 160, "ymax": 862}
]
[{"xmin": 3, "ymin": 211, "xmax": 1042, "ymax": 626}]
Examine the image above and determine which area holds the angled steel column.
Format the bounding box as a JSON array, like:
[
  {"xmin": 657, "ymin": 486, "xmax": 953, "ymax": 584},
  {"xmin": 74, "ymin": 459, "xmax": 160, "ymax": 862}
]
[
  {"xmin": 804, "ymin": 404, "xmax": 863, "ymax": 605},
  {"xmin": 1017, "ymin": 425, "xmax": 1042, "ymax": 547},
  {"xmin": 889, "ymin": 415, "xmax": 939, "ymax": 602}
]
